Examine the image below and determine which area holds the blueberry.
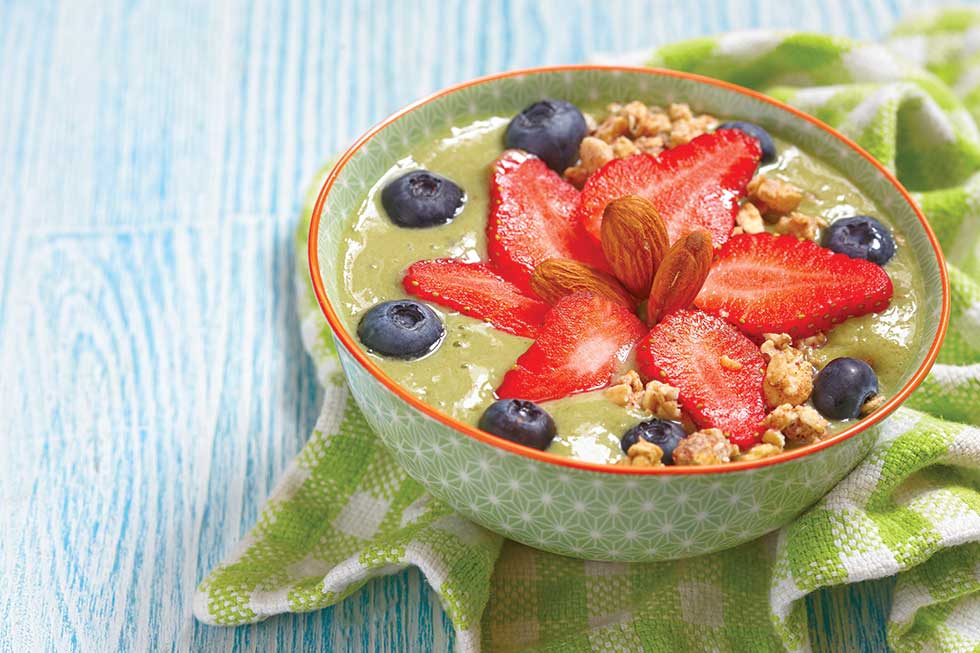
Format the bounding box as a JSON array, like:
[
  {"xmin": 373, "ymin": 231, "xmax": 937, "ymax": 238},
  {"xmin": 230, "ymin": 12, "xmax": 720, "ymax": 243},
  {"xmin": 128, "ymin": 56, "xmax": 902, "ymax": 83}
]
[
  {"xmin": 821, "ymin": 216, "xmax": 896, "ymax": 265},
  {"xmin": 716, "ymin": 121, "xmax": 777, "ymax": 164},
  {"xmin": 621, "ymin": 418, "xmax": 686, "ymax": 464},
  {"xmin": 381, "ymin": 170, "xmax": 465, "ymax": 228},
  {"xmin": 504, "ymin": 99, "xmax": 588, "ymax": 172},
  {"xmin": 357, "ymin": 300, "xmax": 444, "ymax": 359},
  {"xmin": 478, "ymin": 399, "xmax": 557, "ymax": 450},
  {"xmin": 812, "ymin": 357, "xmax": 879, "ymax": 420}
]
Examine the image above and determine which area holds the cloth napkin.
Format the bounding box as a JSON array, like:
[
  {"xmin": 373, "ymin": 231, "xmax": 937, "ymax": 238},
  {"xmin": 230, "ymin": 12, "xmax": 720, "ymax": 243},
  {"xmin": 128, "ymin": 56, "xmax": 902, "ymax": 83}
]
[{"xmin": 194, "ymin": 9, "xmax": 980, "ymax": 651}]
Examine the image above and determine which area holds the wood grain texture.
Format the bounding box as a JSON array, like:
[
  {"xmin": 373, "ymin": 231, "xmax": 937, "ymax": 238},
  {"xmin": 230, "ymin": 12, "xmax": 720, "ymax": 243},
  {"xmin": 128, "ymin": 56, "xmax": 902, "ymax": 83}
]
[{"xmin": 0, "ymin": 0, "xmax": 966, "ymax": 651}]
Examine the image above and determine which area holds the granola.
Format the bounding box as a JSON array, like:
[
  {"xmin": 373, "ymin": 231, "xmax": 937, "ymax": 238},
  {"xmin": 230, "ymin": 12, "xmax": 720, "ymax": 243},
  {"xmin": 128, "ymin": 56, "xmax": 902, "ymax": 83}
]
[
  {"xmin": 773, "ymin": 211, "xmax": 827, "ymax": 240},
  {"xmin": 733, "ymin": 201, "xmax": 765, "ymax": 236},
  {"xmin": 617, "ymin": 439, "xmax": 665, "ymax": 468},
  {"xmin": 760, "ymin": 333, "xmax": 814, "ymax": 408},
  {"xmin": 763, "ymin": 404, "xmax": 830, "ymax": 443},
  {"xmin": 673, "ymin": 428, "xmax": 740, "ymax": 466},
  {"xmin": 563, "ymin": 102, "xmax": 717, "ymax": 187},
  {"xmin": 747, "ymin": 175, "xmax": 803, "ymax": 214}
]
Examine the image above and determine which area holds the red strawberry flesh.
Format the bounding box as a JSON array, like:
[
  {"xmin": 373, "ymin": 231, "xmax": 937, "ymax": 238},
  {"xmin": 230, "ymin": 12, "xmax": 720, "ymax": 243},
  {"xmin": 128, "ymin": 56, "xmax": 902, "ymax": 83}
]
[
  {"xmin": 489, "ymin": 150, "xmax": 608, "ymax": 292},
  {"xmin": 695, "ymin": 233, "xmax": 894, "ymax": 338},
  {"xmin": 496, "ymin": 292, "xmax": 647, "ymax": 403},
  {"xmin": 577, "ymin": 129, "xmax": 761, "ymax": 248},
  {"xmin": 638, "ymin": 309, "xmax": 766, "ymax": 448},
  {"xmin": 403, "ymin": 258, "xmax": 549, "ymax": 338}
]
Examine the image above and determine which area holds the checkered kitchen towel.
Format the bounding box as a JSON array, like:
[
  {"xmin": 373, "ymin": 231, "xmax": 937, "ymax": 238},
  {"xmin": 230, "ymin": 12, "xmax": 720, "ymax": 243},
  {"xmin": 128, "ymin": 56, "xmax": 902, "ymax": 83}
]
[{"xmin": 194, "ymin": 9, "xmax": 980, "ymax": 652}]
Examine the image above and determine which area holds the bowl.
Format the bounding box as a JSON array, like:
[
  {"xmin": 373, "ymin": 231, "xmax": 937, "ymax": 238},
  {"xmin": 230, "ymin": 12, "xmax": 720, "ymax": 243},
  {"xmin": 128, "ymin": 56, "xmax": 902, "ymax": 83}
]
[{"xmin": 308, "ymin": 65, "xmax": 949, "ymax": 562}]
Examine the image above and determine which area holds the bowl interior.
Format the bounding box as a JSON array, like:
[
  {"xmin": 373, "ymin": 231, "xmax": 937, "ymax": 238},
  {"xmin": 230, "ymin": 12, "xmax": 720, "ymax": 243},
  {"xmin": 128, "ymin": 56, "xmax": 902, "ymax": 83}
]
[{"xmin": 313, "ymin": 66, "xmax": 946, "ymax": 462}]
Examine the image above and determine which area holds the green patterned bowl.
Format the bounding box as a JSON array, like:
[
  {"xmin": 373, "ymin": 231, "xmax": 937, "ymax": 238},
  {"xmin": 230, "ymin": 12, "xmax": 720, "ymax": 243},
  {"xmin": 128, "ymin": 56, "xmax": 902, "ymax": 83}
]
[{"xmin": 309, "ymin": 66, "xmax": 949, "ymax": 562}]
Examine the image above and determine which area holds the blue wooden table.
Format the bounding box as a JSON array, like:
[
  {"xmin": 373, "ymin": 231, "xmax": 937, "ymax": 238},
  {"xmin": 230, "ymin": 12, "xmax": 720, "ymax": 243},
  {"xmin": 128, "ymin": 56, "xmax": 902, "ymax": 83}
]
[{"xmin": 0, "ymin": 1, "xmax": 963, "ymax": 650}]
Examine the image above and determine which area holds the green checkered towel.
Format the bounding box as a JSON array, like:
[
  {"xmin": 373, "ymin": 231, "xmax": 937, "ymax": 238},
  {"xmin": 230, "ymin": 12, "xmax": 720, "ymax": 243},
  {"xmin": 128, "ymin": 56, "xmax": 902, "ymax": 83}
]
[{"xmin": 194, "ymin": 9, "xmax": 980, "ymax": 652}]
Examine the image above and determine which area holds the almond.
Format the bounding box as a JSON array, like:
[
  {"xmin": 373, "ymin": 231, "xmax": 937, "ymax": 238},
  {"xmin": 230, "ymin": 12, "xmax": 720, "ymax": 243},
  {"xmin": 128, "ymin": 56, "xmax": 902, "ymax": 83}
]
[
  {"xmin": 600, "ymin": 195, "xmax": 670, "ymax": 297},
  {"xmin": 531, "ymin": 258, "xmax": 637, "ymax": 309},
  {"xmin": 646, "ymin": 229, "xmax": 713, "ymax": 324}
]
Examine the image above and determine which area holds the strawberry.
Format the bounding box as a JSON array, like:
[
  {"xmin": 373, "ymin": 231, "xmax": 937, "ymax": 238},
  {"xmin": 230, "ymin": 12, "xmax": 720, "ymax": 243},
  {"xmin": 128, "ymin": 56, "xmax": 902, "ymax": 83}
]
[
  {"xmin": 695, "ymin": 233, "xmax": 894, "ymax": 338},
  {"xmin": 576, "ymin": 129, "xmax": 761, "ymax": 248},
  {"xmin": 403, "ymin": 259, "xmax": 549, "ymax": 339},
  {"xmin": 488, "ymin": 150, "xmax": 608, "ymax": 292},
  {"xmin": 496, "ymin": 292, "xmax": 647, "ymax": 403},
  {"xmin": 638, "ymin": 310, "xmax": 766, "ymax": 448}
]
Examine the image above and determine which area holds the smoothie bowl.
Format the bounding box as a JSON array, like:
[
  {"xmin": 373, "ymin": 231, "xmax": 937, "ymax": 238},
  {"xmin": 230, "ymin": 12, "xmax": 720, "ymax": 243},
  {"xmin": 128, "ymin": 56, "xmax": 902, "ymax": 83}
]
[{"xmin": 309, "ymin": 66, "xmax": 948, "ymax": 561}]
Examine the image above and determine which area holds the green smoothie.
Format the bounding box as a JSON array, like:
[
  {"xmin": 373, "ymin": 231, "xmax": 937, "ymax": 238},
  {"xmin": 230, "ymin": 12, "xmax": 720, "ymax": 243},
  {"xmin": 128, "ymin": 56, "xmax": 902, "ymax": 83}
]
[{"xmin": 335, "ymin": 114, "xmax": 925, "ymax": 464}]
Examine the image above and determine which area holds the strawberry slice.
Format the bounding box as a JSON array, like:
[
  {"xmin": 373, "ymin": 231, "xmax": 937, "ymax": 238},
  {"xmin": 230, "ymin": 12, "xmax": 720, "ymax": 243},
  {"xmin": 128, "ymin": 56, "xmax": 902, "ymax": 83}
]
[
  {"xmin": 496, "ymin": 292, "xmax": 647, "ymax": 403},
  {"xmin": 489, "ymin": 150, "xmax": 608, "ymax": 292},
  {"xmin": 638, "ymin": 310, "xmax": 766, "ymax": 448},
  {"xmin": 403, "ymin": 259, "xmax": 549, "ymax": 338},
  {"xmin": 695, "ymin": 233, "xmax": 894, "ymax": 338},
  {"xmin": 577, "ymin": 129, "xmax": 761, "ymax": 248}
]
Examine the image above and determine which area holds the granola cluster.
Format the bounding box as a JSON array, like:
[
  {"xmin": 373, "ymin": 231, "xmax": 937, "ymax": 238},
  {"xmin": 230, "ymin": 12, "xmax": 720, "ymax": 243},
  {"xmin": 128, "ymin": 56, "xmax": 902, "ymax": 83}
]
[
  {"xmin": 617, "ymin": 439, "xmax": 665, "ymax": 468},
  {"xmin": 672, "ymin": 429, "xmax": 739, "ymax": 466},
  {"xmin": 760, "ymin": 333, "xmax": 814, "ymax": 409},
  {"xmin": 763, "ymin": 404, "xmax": 829, "ymax": 444},
  {"xmin": 603, "ymin": 371, "xmax": 684, "ymax": 422},
  {"xmin": 564, "ymin": 102, "xmax": 717, "ymax": 187},
  {"xmin": 735, "ymin": 175, "xmax": 826, "ymax": 240}
]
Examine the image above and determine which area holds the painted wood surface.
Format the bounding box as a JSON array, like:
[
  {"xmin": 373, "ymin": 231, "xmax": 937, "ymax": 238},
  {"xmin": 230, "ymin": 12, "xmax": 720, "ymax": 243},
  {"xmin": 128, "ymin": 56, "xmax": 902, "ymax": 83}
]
[{"xmin": 0, "ymin": 1, "xmax": 965, "ymax": 650}]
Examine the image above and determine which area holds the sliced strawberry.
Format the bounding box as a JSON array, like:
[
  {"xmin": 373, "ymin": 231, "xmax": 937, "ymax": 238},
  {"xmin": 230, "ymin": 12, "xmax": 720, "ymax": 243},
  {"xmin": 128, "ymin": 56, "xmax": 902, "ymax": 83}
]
[
  {"xmin": 695, "ymin": 233, "xmax": 894, "ymax": 338},
  {"xmin": 638, "ymin": 310, "xmax": 766, "ymax": 448},
  {"xmin": 489, "ymin": 150, "xmax": 608, "ymax": 292},
  {"xmin": 496, "ymin": 292, "xmax": 647, "ymax": 403},
  {"xmin": 403, "ymin": 259, "xmax": 549, "ymax": 338},
  {"xmin": 577, "ymin": 129, "xmax": 761, "ymax": 248}
]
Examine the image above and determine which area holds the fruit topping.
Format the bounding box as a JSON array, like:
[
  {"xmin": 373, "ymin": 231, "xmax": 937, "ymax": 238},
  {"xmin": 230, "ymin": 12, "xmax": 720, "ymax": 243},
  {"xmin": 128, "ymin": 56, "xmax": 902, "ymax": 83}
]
[
  {"xmin": 695, "ymin": 233, "xmax": 893, "ymax": 338},
  {"xmin": 504, "ymin": 99, "xmax": 588, "ymax": 172},
  {"xmin": 478, "ymin": 399, "xmax": 557, "ymax": 450},
  {"xmin": 621, "ymin": 418, "xmax": 686, "ymax": 464},
  {"xmin": 811, "ymin": 357, "xmax": 880, "ymax": 420},
  {"xmin": 821, "ymin": 215, "xmax": 896, "ymax": 265},
  {"xmin": 403, "ymin": 259, "xmax": 549, "ymax": 338},
  {"xmin": 638, "ymin": 309, "xmax": 767, "ymax": 448},
  {"xmin": 530, "ymin": 258, "xmax": 636, "ymax": 309},
  {"xmin": 599, "ymin": 195, "xmax": 669, "ymax": 298},
  {"xmin": 716, "ymin": 121, "xmax": 777, "ymax": 164},
  {"xmin": 488, "ymin": 150, "xmax": 608, "ymax": 291},
  {"xmin": 646, "ymin": 229, "xmax": 713, "ymax": 325},
  {"xmin": 381, "ymin": 170, "xmax": 465, "ymax": 228},
  {"xmin": 496, "ymin": 292, "xmax": 647, "ymax": 403},
  {"xmin": 577, "ymin": 129, "xmax": 762, "ymax": 247},
  {"xmin": 357, "ymin": 300, "xmax": 445, "ymax": 359}
]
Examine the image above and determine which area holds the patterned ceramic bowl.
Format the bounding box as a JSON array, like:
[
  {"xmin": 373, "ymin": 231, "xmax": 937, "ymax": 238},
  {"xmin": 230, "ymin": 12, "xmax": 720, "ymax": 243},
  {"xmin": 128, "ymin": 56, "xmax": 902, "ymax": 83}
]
[{"xmin": 309, "ymin": 66, "xmax": 949, "ymax": 562}]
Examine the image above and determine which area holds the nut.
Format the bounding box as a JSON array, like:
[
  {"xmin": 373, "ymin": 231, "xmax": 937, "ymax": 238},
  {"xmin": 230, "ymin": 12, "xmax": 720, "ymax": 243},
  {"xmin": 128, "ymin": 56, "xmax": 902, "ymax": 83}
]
[
  {"xmin": 646, "ymin": 229, "xmax": 713, "ymax": 324},
  {"xmin": 600, "ymin": 196, "xmax": 670, "ymax": 298},
  {"xmin": 747, "ymin": 175, "xmax": 803, "ymax": 214},
  {"xmin": 531, "ymin": 259, "xmax": 636, "ymax": 308}
]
